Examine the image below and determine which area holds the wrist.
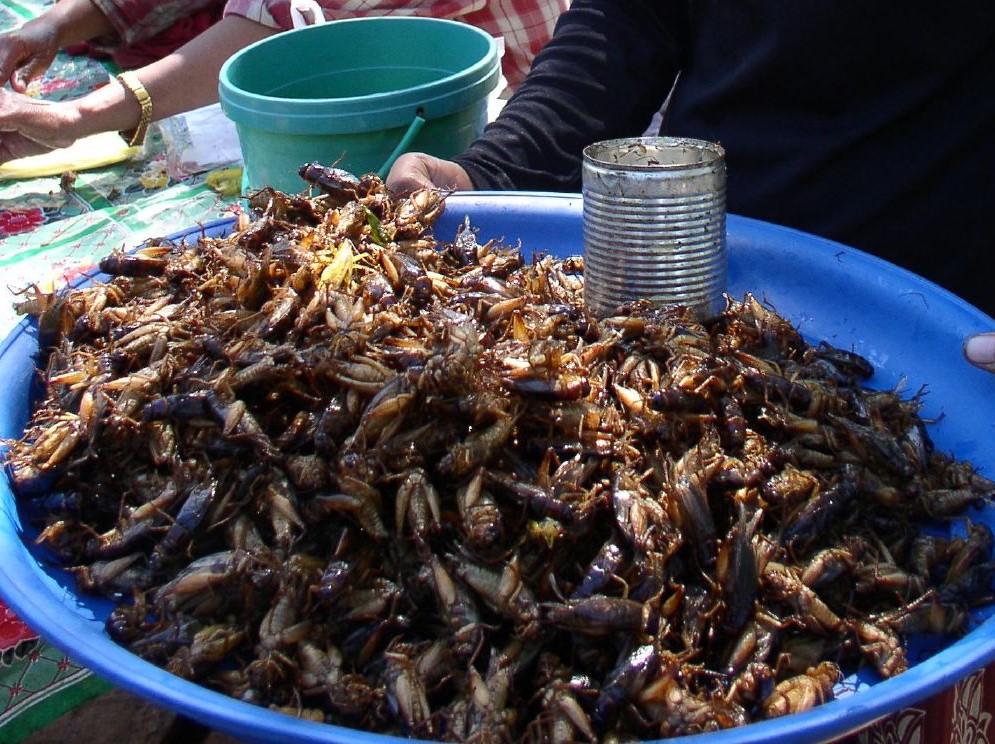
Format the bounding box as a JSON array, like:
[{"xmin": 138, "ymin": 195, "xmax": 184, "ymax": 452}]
[
  {"xmin": 51, "ymin": 100, "xmax": 87, "ymax": 148},
  {"xmin": 43, "ymin": 0, "xmax": 115, "ymax": 47},
  {"xmin": 115, "ymin": 71, "xmax": 153, "ymax": 147},
  {"xmin": 74, "ymin": 72, "xmax": 151, "ymax": 147}
]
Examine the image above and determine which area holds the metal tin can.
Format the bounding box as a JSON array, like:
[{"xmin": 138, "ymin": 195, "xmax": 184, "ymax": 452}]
[{"xmin": 582, "ymin": 136, "xmax": 727, "ymax": 317}]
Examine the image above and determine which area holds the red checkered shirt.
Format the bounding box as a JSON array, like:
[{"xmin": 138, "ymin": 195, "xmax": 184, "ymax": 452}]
[
  {"xmin": 89, "ymin": 0, "xmax": 228, "ymax": 46},
  {"xmin": 221, "ymin": 0, "xmax": 569, "ymax": 91}
]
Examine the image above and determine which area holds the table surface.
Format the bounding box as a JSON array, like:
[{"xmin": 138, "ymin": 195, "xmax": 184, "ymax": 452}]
[
  {"xmin": 0, "ymin": 1, "xmax": 240, "ymax": 334},
  {"xmin": 3, "ymin": 3, "xmax": 995, "ymax": 744}
]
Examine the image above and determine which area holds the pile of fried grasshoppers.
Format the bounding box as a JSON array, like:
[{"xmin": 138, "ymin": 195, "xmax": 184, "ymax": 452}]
[{"xmin": 6, "ymin": 162, "xmax": 995, "ymax": 742}]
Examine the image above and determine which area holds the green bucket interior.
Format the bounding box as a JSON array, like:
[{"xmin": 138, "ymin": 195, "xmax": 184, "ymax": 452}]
[{"xmin": 218, "ymin": 16, "xmax": 500, "ymax": 193}]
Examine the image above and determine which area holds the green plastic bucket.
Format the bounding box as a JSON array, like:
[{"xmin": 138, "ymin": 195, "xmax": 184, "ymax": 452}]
[{"xmin": 218, "ymin": 16, "xmax": 500, "ymax": 193}]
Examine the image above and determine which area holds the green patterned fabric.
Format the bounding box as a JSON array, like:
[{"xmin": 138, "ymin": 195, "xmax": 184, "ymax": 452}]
[{"xmin": 0, "ymin": 640, "xmax": 112, "ymax": 743}]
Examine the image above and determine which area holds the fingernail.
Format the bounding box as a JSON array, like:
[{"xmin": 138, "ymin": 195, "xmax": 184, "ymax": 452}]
[{"xmin": 964, "ymin": 334, "xmax": 995, "ymax": 365}]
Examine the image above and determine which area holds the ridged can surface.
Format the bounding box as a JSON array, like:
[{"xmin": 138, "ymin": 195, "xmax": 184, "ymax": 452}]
[{"xmin": 582, "ymin": 137, "xmax": 727, "ymax": 317}]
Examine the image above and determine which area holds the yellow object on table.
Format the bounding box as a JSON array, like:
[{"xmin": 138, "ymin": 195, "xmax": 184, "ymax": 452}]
[
  {"xmin": 0, "ymin": 132, "xmax": 138, "ymax": 180},
  {"xmin": 205, "ymin": 166, "xmax": 244, "ymax": 196}
]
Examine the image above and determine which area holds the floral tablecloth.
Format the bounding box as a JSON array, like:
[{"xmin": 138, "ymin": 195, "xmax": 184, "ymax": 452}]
[{"xmin": 0, "ymin": 0, "xmax": 240, "ymax": 334}]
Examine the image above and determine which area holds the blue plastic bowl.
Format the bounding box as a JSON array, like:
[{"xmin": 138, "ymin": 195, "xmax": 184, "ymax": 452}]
[{"xmin": 2, "ymin": 192, "xmax": 995, "ymax": 743}]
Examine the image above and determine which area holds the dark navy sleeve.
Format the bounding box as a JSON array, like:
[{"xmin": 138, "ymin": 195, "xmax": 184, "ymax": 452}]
[{"xmin": 453, "ymin": 0, "xmax": 686, "ymax": 192}]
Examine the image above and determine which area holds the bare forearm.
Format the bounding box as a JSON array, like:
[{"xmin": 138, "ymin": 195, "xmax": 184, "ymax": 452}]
[
  {"xmin": 0, "ymin": 15, "xmax": 275, "ymax": 163},
  {"xmin": 75, "ymin": 16, "xmax": 276, "ymax": 137},
  {"xmin": 29, "ymin": 0, "xmax": 115, "ymax": 48}
]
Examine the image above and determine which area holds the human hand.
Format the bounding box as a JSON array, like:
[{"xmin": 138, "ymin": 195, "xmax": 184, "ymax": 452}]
[
  {"xmin": 964, "ymin": 333, "xmax": 995, "ymax": 373},
  {"xmin": 386, "ymin": 152, "xmax": 474, "ymax": 195},
  {"xmin": 0, "ymin": 88, "xmax": 78, "ymax": 164},
  {"xmin": 0, "ymin": 19, "xmax": 61, "ymax": 92}
]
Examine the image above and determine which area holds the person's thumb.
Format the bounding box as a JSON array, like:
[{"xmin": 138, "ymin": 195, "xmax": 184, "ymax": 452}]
[
  {"xmin": 10, "ymin": 55, "xmax": 53, "ymax": 92},
  {"xmin": 963, "ymin": 333, "xmax": 995, "ymax": 373}
]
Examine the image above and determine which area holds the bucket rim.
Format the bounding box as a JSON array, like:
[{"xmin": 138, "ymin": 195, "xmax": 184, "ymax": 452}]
[
  {"xmin": 220, "ymin": 66, "xmax": 499, "ymax": 134},
  {"xmin": 218, "ymin": 16, "xmax": 500, "ymax": 133}
]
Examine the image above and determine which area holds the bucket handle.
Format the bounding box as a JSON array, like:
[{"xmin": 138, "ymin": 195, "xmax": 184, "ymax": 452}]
[
  {"xmin": 375, "ymin": 110, "xmax": 427, "ymax": 179},
  {"xmin": 290, "ymin": 0, "xmax": 325, "ymax": 28}
]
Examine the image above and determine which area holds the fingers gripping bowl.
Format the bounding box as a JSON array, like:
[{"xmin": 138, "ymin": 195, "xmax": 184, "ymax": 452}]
[{"xmin": 1, "ymin": 188, "xmax": 995, "ymax": 743}]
